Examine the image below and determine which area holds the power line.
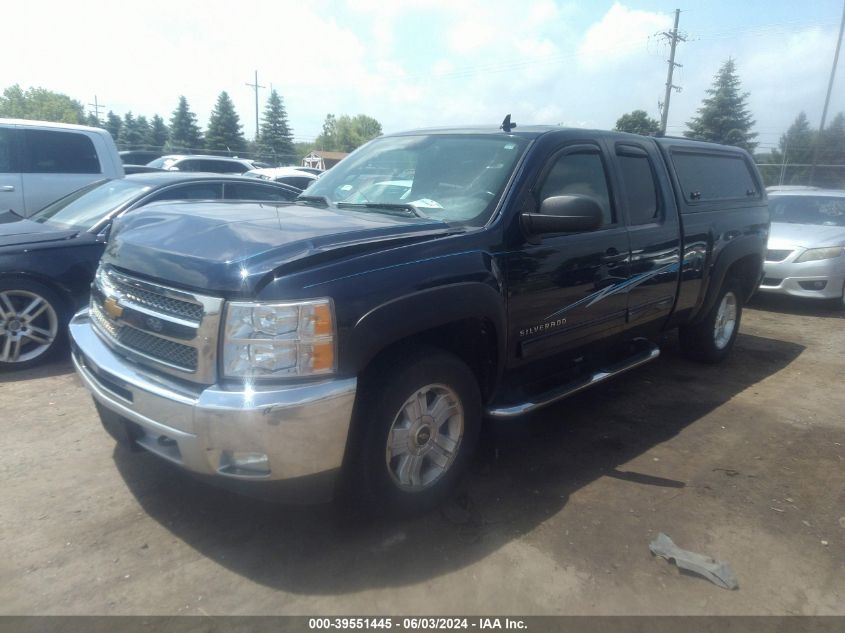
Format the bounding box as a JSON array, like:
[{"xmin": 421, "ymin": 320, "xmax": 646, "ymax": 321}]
[
  {"xmin": 658, "ymin": 9, "xmax": 686, "ymax": 135},
  {"xmin": 245, "ymin": 70, "xmax": 265, "ymax": 141},
  {"xmin": 811, "ymin": 0, "xmax": 845, "ymax": 183},
  {"xmin": 87, "ymin": 95, "xmax": 104, "ymax": 123}
]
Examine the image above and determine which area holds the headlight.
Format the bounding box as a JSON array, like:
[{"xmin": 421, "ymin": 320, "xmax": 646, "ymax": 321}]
[
  {"xmin": 794, "ymin": 247, "xmax": 844, "ymax": 263},
  {"xmin": 222, "ymin": 299, "xmax": 335, "ymax": 379}
]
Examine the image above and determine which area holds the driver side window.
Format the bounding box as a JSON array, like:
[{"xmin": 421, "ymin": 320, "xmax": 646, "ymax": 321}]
[{"xmin": 539, "ymin": 151, "xmax": 615, "ymax": 226}]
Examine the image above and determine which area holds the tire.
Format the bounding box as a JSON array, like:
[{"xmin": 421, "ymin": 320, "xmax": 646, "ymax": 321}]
[
  {"xmin": 347, "ymin": 346, "xmax": 482, "ymax": 516},
  {"xmin": 679, "ymin": 277, "xmax": 743, "ymax": 364},
  {"xmin": 0, "ymin": 279, "xmax": 67, "ymax": 370}
]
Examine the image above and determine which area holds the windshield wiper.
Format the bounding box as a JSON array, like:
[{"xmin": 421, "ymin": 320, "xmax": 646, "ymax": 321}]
[
  {"xmin": 336, "ymin": 202, "xmax": 429, "ymax": 218},
  {"xmin": 296, "ymin": 194, "xmax": 331, "ymax": 207}
]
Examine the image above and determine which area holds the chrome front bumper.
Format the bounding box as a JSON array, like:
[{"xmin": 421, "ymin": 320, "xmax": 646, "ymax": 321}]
[{"xmin": 69, "ymin": 310, "xmax": 356, "ymax": 495}]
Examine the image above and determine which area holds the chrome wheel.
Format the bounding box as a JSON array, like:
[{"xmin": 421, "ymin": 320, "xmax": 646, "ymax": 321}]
[
  {"xmin": 385, "ymin": 383, "xmax": 464, "ymax": 492},
  {"xmin": 0, "ymin": 290, "xmax": 59, "ymax": 364},
  {"xmin": 713, "ymin": 291, "xmax": 737, "ymax": 350}
]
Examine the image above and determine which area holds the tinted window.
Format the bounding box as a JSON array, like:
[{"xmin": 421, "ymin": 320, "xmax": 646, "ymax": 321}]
[
  {"xmin": 201, "ymin": 159, "xmax": 246, "ymax": 174},
  {"xmin": 0, "ymin": 128, "xmax": 18, "ymax": 173},
  {"xmin": 277, "ymin": 176, "xmax": 314, "ymax": 190},
  {"xmin": 540, "ymin": 150, "xmax": 614, "ymax": 225},
  {"xmin": 224, "ymin": 183, "xmax": 296, "ymax": 201},
  {"xmin": 23, "ymin": 129, "xmax": 100, "ymax": 174},
  {"xmin": 672, "ymin": 152, "xmax": 759, "ymax": 202},
  {"xmin": 174, "ymin": 160, "xmax": 200, "ymax": 172},
  {"xmin": 147, "ymin": 183, "xmax": 223, "ymax": 201},
  {"xmin": 617, "ymin": 150, "xmax": 659, "ymax": 225}
]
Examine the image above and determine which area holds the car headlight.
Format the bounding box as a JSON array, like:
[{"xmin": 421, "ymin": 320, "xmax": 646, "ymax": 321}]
[
  {"xmin": 794, "ymin": 247, "xmax": 844, "ymax": 263},
  {"xmin": 222, "ymin": 299, "xmax": 335, "ymax": 379}
]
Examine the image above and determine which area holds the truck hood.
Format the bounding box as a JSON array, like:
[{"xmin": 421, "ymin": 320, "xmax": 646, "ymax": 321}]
[
  {"xmin": 768, "ymin": 222, "xmax": 845, "ymax": 250},
  {"xmin": 104, "ymin": 201, "xmax": 454, "ymax": 294},
  {"xmin": 0, "ymin": 212, "xmax": 79, "ymax": 249}
]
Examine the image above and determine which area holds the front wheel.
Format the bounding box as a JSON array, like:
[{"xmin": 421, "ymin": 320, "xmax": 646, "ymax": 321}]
[
  {"xmin": 0, "ymin": 280, "xmax": 66, "ymax": 370},
  {"xmin": 679, "ymin": 278, "xmax": 743, "ymax": 363},
  {"xmin": 349, "ymin": 347, "xmax": 482, "ymax": 515}
]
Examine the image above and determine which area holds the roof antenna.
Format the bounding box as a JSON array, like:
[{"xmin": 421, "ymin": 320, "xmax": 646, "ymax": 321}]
[{"xmin": 500, "ymin": 114, "xmax": 516, "ymax": 133}]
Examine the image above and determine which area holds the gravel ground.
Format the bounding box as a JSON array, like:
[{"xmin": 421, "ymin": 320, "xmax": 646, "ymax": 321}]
[{"xmin": 1, "ymin": 294, "xmax": 843, "ymax": 615}]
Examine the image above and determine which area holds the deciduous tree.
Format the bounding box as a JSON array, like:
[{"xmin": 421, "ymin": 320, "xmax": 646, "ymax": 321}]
[{"xmin": 615, "ymin": 110, "xmax": 660, "ymax": 136}]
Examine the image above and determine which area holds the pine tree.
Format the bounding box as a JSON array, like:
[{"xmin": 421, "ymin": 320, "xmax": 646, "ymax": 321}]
[
  {"xmin": 118, "ymin": 111, "xmax": 143, "ymax": 149},
  {"xmin": 136, "ymin": 115, "xmax": 151, "ymax": 148},
  {"xmin": 104, "ymin": 111, "xmax": 122, "ymax": 142},
  {"xmin": 770, "ymin": 112, "xmax": 815, "ymax": 185},
  {"xmin": 205, "ymin": 91, "xmax": 245, "ymax": 154},
  {"xmin": 685, "ymin": 58, "xmax": 757, "ymax": 151},
  {"xmin": 149, "ymin": 114, "xmax": 169, "ymax": 149},
  {"xmin": 84, "ymin": 112, "xmax": 101, "ymax": 128},
  {"xmin": 615, "ymin": 110, "xmax": 660, "ymax": 136},
  {"xmin": 817, "ymin": 112, "xmax": 845, "ymax": 188},
  {"xmin": 257, "ymin": 89, "xmax": 294, "ymax": 164},
  {"xmin": 168, "ymin": 96, "xmax": 203, "ymax": 152}
]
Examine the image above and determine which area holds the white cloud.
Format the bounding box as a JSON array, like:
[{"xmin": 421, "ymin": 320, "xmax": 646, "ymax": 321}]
[{"xmin": 578, "ymin": 3, "xmax": 671, "ymax": 69}]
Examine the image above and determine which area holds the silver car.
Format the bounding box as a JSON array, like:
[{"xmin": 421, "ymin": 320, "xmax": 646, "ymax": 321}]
[{"xmin": 760, "ymin": 188, "xmax": 845, "ymax": 306}]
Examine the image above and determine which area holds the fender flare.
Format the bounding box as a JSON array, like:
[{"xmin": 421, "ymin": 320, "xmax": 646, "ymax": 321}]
[
  {"xmin": 340, "ymin": 282, "xmax": 507, "ymax": 383},
  {"xmin": 693, "ymin": 235, "xmax": 763, "ymax": 323}
]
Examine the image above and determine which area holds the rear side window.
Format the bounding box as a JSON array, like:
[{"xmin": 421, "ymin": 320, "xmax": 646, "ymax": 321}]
[
  {"xmin": 277, "ymin": 176, "xmax": 314, "ymax": 190},
  {"xmin": 539, "ymin": 150, "xmax": 615, "ymax": 225},
  {"xmin": 671, "ymin": 151, "xmax": 759, "ymax": 203},
  {"xmin": 617, "ymin": 148, "xmax": 660, "ymax": 225},
  {"xmin": 23, "ymin": 129, "xmax": 100, "ymax": 174},
  {"xmin": 224, "ymin": 183, "xmax": 296, "ymax": 201},
  {"xmin": 0, "ymin": 128, "xmax": 19, "ymax": 172},
  {"xmin": 202, "ymin": 160, "xmax": 246, "ymax": 174}
]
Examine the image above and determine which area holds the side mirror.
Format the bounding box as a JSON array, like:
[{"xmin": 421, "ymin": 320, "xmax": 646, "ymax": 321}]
[{"xmin": 521, "ymin": 195, "xmax": 603, "ymax": 236}]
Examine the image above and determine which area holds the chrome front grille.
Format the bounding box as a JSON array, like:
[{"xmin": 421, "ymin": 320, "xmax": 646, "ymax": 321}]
[
  {"xmin": 106, "ymin": 274, "xmax": 204, "ymax": 322},
  {"xmin": 766, "ymin": 249, "xmax": 793, "ymax": 262},
  {"xmin": 90, "ymin": 266, "xmax": 223, "ymax": 383}
]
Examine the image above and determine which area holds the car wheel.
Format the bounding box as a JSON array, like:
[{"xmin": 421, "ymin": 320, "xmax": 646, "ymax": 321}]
[
  {"xmin": 679, "ymin": 277, "xmax": 742, "ymax": 364},
  {"xmin": 0, "ymin": 280, "xmax": 66, "ymax": 370},
  {"xmin": 349, "ymin": 346, "xmax": 482, "ymax": 516}
]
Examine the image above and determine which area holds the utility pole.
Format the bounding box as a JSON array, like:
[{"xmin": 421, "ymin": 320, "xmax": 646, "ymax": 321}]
[
  {"xmin": 245, "ymin": 70, "xmax": 265, "ymax": 141},
  {"xmin": 87, "ymin": 95, "xmax": 104, "ymax": 124},
  {"xmin": 810, "ymin": 1, "xmax": 845, "ymax": 184},
  {"xmin": 658, "ymin": 9, "xmax": 686, "ymax": 135}
]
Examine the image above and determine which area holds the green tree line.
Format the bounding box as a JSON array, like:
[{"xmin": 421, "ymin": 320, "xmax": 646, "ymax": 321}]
[
  {"xmin": 0, "ymin": 84, "xmax": 383, "ymax": 166},
  {"xmin": 613, "ymin": 58, "xmax": 844, "ymax": 188}
]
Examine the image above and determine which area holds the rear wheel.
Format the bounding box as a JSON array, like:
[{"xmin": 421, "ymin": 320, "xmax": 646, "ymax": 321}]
[
  {"xmin": 349, "ymin": 347, "xmax": 482, "ymax": 515},
  {"xmin": 679, "ymin": 278, "xmax": 742, "ymax": 363},
  {"xmin": 0, "ymin": 280, "xmax": 66, "ymax": 370}
]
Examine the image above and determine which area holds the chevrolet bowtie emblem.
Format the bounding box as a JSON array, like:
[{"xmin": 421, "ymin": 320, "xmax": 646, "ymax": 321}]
[{"xmin": 103, "ymin": 297, "xmax": 124, "ymax": 319}]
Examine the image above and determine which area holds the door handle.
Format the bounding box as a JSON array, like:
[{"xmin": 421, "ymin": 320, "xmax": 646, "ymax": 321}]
[
  {"xmin": 0, "ymin": 185, "xmax": 14, "ymax": 192},
  {"xmin": 601, "ymin": 248, "xmax": 627, "ymax": 264}
]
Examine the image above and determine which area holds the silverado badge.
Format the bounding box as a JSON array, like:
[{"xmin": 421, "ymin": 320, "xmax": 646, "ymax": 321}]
[{"xmin": 103, "ymin": 297, "xmax": 123, "ymax": 319}]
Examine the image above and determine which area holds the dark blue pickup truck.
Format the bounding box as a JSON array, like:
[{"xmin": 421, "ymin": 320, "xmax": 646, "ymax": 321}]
[{"xmin": 69, "ymin": 124, "xmax": 768, "ymax": 513}]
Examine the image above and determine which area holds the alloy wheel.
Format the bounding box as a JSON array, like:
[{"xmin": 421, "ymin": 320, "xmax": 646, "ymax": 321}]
[{"xmin": 0, "ymin": 290, "xmax": 58, "ymax": 364}]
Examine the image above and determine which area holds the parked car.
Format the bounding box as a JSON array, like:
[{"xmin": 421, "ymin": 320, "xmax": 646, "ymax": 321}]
[
  {"xmin": 69, "ymin": 124, "xmax": 767, "ymax": 513},
  {"xmin": 0, "ymin": 118, "xmax": 124, "ymax": 217},
  {"xmin": 759, "ymin": 188, "xmax": 845, "ymax": 306},
  {"xmin": 147, "ymin": 154, "xmax": 255, "ymax": 174},
  {"xmin": 0, "ymin": 173, "xmax": 299, "ymax": 369},
  {"xmin": 243, "ymin": 166, "xmax": 318, "ymax": 191},
  {"xmin": 119, "ymin": 150, "xmax": 163, "ymax": 166}
]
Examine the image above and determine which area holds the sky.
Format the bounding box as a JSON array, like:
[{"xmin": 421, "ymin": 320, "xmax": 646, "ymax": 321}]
[{"xmin": 4, "ymin": 0, "xmax": 844, "ymax": 154}]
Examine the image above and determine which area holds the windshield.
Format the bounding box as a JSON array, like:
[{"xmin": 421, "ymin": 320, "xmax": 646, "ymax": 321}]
[
  {"xmin": 306, "ymin": 134, "xmax": 529, "ymax": 226},
  {"xmin": 770, "ymin": 195, "xmax": 845, "ymax": 227},
  {"xmin": 32, "ymin": 179, "xmax": 151, "ymax": 231}
]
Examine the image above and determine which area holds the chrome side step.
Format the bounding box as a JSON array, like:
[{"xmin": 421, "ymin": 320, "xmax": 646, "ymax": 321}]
[{"xmin": 485, "ymin": 340, "xmax": 660, "ymax": 419}]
